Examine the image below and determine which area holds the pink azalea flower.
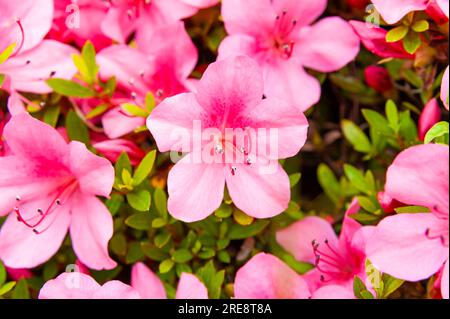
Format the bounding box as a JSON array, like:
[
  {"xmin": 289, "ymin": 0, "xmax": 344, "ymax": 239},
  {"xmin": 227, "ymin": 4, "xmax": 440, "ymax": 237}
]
[
  {"xmin": 418, "ymin": 98, "xmax": 441, "ymax": 141},
  {"xmin": 0, "ymin": 114, "xmax": 116, "ymax": 270},
  {"xmin": 441, "ymin": 66, "xmax": 449, "ymax": 110},
  {"xmin": 218, "ymin": 0, "xmax": 360, "ymax": 112},
  {"xmin": 100, "ymin": 0, "xmax": 197, "ymax": 44},
  {"xmin": 234, "ymin": 253, "xmax": 310, "ymax": 299},
  {"xmin": 0, "ymin": 0, "xmax": 77, "ymax": 94},
  {"xmin": 91, "ymin": 134, "xmax": 146, "ymax": 166},
  {"xmin": 366, "ymin": 144, "xmax": 449, "ymax": 299},
  {"xmin": 276, "ymin": 200, "xmax": 374, "ymax": 298},
  {"xmin": 97, "ymin": 21, "xmax": 197, "ymax": 138},
  {"xmin": 349, "ymin": 21, "xmax": 414, "ymax": 59},
  {"xmin": 39, "ymin": 272, "xmax": 140, "ymax": 299},
  {"xmin": 50, "ymin": 0, "xmax": 112, "ymax": 50},
  {"xmin": 131, "ymin": 262, "xmax": 208, "ymax": 299},
  {"xmin": 372, "ymin": 0, "xmax": 449, "ymax": 24},
  {"xmin": 147, "ymin": 56, "xmax": 309, "ymax": 222}
]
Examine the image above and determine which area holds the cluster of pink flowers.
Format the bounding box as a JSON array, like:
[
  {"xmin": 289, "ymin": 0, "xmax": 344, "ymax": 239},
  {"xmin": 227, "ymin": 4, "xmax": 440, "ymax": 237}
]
[{"xmin": 0, "ymin": 0, "xmax": 448, "ymax": 299}]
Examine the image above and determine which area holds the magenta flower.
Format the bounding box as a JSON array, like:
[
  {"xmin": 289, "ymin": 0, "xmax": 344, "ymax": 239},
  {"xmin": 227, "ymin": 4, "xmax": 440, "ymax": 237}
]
[
  {"xmin": 147, "ymin": 56, "xmax": 309, "ymax": 222},
  {"xmin": 0, "ymin": 114, "xmax": 116, "ymax": 270},
  {"xmin": 0, "ymin": 0, "xmax": 77, "ymax": 94},
  {"xmin": 234, "ymin": 253, "xmax": 310, "ymax": 299},
  {"xmin": 131, "ymin": 262, "xmax": 208, "ymax": 299},
  {"xmin": 366, "ymin": 144, "xmax": 449, "ymax": 299},
  {"xmin": 418, "ymin": 99, "xmax": 441, "ymax": 141},
  {"xmin": 276, "ymin": 200, "xmax": 374, "ymax": 298},
  {"xmin": 101, "ymin": 0, "xmax": 197, "ymax": 44},
  {"xmin": 97, "ymin": 21, "xmax": 197, "ymax": 138},
  {"xmin": 39, "ymin": 272, "xmax": 140, "ymax": 299},
  {"xmin": 441, "ymin": 66, "xmax": 449, "ymax": 110},
  {"xmin": 218, "ymin": 0, "xmax": 360, "ymax": 111}
]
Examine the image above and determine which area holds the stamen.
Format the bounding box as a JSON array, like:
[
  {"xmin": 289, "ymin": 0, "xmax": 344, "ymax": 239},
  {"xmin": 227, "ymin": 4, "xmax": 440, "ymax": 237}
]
[{"xmin": 10, "ymin": 18, "xmax": 25, "ymax": 58}]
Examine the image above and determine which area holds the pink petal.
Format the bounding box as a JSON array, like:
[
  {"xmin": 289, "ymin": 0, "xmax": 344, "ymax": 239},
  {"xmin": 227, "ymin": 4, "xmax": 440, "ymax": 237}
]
[
  {"xmin": 270, "ymin": 0, "xmax": 327, "ymax": 28},
  {"xmin": 0, "ymin": 40, "xmax": 77, "ymax": 94},
  {"xmin": 0, "ymin": 197, "xmax": 71, "ymax": 268},
  {"xmin": 312, "ymin": 285, "xmax": 356, "ymax": 299},
  {"xmin": 39, "ymin": 273, "xmax": 101, "ymax": 299},
  {"xmin": 69, "ymin": 192, "xmax": 117, "ymax": 270},
  {"xmin": 349, "ymin": 20, "xmax": 414, "ymax": 59},
  {"xmin": 131, "ymin": 262, "xmax": 167, "ymax": 299},
  {"xmin": 243, "ymin": 97, "xmax": 309, "ymax": 159},
  {"xmin": 218, "ymin": 34, "xmax": 258, "ymax": 60},
  {"xmin": 385, "ymin": 144, "xmax": 449, "ymax": 218},
  {"xmin": 441, "ymin": 66, "xmax": 449, "ymax": 110},
  {"xmin": 372, "ymin": 0, "xmax": 428, "ymax": 24},
  {"xmin": 6, "ymin": 91, "xmax": 26, "ymax": 116},
  {"xmin": 276, "ymin": 216, "xmax": 339, "ymax": 264},
  {"xmin": 176, "ymin": 273, "xmax": 208, "ymax": 299},
  {"xmin": 167, "ymin": 154, "xmax": 225, "ymax": 222},
  {"xmin": 101, "ymin": 6, "xmax": 137, "ymax": 43},
  {"xmin": 68, "ymin": 141, "xmax": 114, "ymax": 198},
  {"xmin": 225, "ymin": 161, "xmax": 290, "ymax": 219},
  {"xmin": 418, "ymin": 99, "xmax": 441, "ymax": 141},
  {"xmin": 437, "ymin": 0, "xmax": 449, "ymax": 17},
  {"xmin": 339, "ymin": 199, "xmax": 362, "ymax": 248},
  {"xmin": 442, "ymin": 259, "xmax": 449, "ymax": 299},
  {"xmin": 0, "ymin": 0, "xmax": 53, "ymax": 53},
  {"xmin": 102, "ymin": 108, "xmax": 146, "ymax": 139},
  {"xmin": 367, "ymin": 213, "xmax": 449, "ymax": 281},
  {"xmin": 147, "ymin": 93, "xmax": 206, "ymax": 153},
  {"xmin": 295, "ymin": 17, "xmax": 360, "ymax": 72},
  {"xmin": 180, "ymin": 0, "xmax": 219, "ymax": 8},
  {"xmin": 153, "ymin": 0, "xmax": 198, "ymax": 21},
  {"xmin": 221, "ymin": 0, "xmax": 275, "ymax": 36},
  {"xmin": 196, "ymin": 56, "xmax": 264, "ymax": 115},
  {"xmin": 263, "ymin": 58, "xmax": 321, "ymax": 112},
  {"xmin": 234, "ymin": 253, "xmax": 310, "ymax": 299},
  {"xmin": 93, "ymin": 281, "xmax": 141, "ymax": 299}
]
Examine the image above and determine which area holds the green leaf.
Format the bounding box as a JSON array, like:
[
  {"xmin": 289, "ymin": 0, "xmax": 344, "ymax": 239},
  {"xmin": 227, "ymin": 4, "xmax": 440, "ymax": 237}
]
[
  {"xmin": 43, "ymin": 104, "xmax": 61, "ymax": 127},
  {"xmin": 353, "ymin": 276, "xmax": 373, "ymax": 299},
  {"xmin": 197, "ymin": 248, "xmax": 216, "ymax": 259},
  {"xmin": 394, "ymin": 205, "xmax": 430, "ymax": 213},
  {"xmin": 399, "ymin": 110, "xmax": 418, "ymax": 142},
  {"xmin": 154, "ymin": 188, "xmax": 168, "ymax": 218},
  {"xmin": 125, "ymin": 212, "xmax": 151, "ymax": 230},
  {"xmin": 0, "ymin": 43, "xmax": 16, "ymax": 65},
  {"xmin": 65, "ymin": 110, "xmax": 90, "ymax": 145},
  {"xmin": 424, "ymin": 121, "xmax": 449, "ymax": 144},
  {"xmin": 344, "ymin": 164, "xmax": 370, "ymax": 194},
  {"xmin": 403, "ymin": 31, "xmax": 421, "ymax": 54},
  {"xmin": 386, "ymin": 26, "xmax": 409, "ymax": 42},
  {"xmin": 47, "ymin": 78, "xmax": 95, "ymax": 98},
  {"xmin": 357, "ymin": 196, "xmax": 378, "ymax": 213},
  {"xmin": 12, "ymin": 279, "xmax": 30, "ymax": 299},
  {"xmin": 125, "ymin": 242, "xmax": 144, "ymax": 265},
  {"xmin": 115, "ymin": 152, "xmax": 132, "ymax": 177},
  {"xmin": 228, "ymin": 220, "xmax": 270, "ymax": 240},
  {"xmin": 362, "ymin": 109, "xmax": 394, "ymax": 136},
  {"xmin": 214, "ymin": 204, "xmax": 232, "ymax": 219},
  {"xmin": 0, "ymin": 261, "xmax": 6, "ymax": 286},
  {"xmin": 127, "ymin": 190, "xmax": 151, "ymax": 212},
  {"xmin": 0, "ymin": 281, "xmax": 16, "ymax": 296},
  {"xmin": 385, "ymin": 100, "xmax": 399, "ymax": 133},
  {"xmin": 342, "ymin": 120, "xmax": 372, "ymax": 153},
  {"xmin": 289, "ymin": 173, "xmax": 301, "ymax": 188},
  {"xmin": 152, "ymin": 218, "xmax": 168, "ymax": 228},
  {"xmin": 172, "ymin": 249, "xmax": 193, "ymax": 263},
  {"xmin": 411, "ymin": 20, "xmax": 429, "ymax": 33},
  {"xmin": 382, "ymin": 274, "xmax": 404, "ymax": 298},
  {"xmin": 86, "ymin": 104, "xmax": 108, "ymax": 119},
  {"xmin": 218, "ymin": 250, "xmax": 231, "ymax": 263},
  {"xmin": 317, "ymin": 164, "xmax": 341, "ymax": 204},
  {"xmin": 141, "ymin": 243, "xmax": 169, "ymax": 261},
  {"xmin": 0, "ymin": 74, "xmax": 5, "ymax": 87},
  {"xmin": 110, "ymin": 233, "xmax": 127, "ymax": 256},
  {"xmin": 121, "ymin": 103, "xmax": 149, "ymax": 118},
  {"xmin": 81, "ymin": 41, "xmax": 98, "ymax": 84},
  {"xmin": 102, "ymin": 76, "xmax": 117, "ymax": 97},
  {"xmin": 133, "ymin": 150, "xmax": 156, "ymax": 185},
  {"xmin": 145, "ymin": 92, "xmax": 156, "ymax": 113},
  {"xmin": 159, "ymin": 259, "xmax": 175, "ymax": 274},
  {"xmin": 154, "ymin": 232, "xmax": 172, "ymax": 248}
]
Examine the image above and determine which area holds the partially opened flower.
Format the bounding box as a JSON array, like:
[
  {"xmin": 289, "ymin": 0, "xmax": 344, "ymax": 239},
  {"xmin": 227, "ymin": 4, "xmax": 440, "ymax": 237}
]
[
  {"xmin": 0, "ymin": 114, "xmax": 116, "ymax": 270},
  {"xmin": 0, "ymin": 0, "xmax": 77, "ymax": 94},
  {"xmin": 276, "ymin": 200, "xmax": 374, "ymax": 298},
  {"xmin": 441, "ymin": 66, "xmax": 449, "ymax": 110},
  {"xmin": 39, "ymin": 272, "xmax": 140, "ymax": 299},
  {"xmin": 147, "ymin": 56, "xmax": 309, "ymax": 222},
  {"xmin": 234, "ymin": 253, "xmax": 310, "ymax": 299},
  {"xmin": 218, "ymin": 0, "xmax": 360, "ymax": 111},
  {"xmin": 97, "ymin": 21, "xmax": 197, "ymax": 138},
  {"xmin": 131, "ymin": 262, "xmax": 208, "ymax": 299},
  {"xmin": 366, "ymin": 144, "xmax": 449, "ymax": 299},
  {"xmin": 418, "ymin": 99, "xmax": 441, "ymax": 141}
]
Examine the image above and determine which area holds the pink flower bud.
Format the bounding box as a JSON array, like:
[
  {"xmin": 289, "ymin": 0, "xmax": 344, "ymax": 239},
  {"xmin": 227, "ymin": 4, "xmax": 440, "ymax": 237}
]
[
  {"xmin": 364, "ymin": 65, "xmax": 393, "ymax": 94},
  {"xmin": 419, "ymin": 98, "xmax": 441, "ymax": 141},
  {"xmin": 92, "ymin": 138, "xmax": 146, "ymax": 166},
  {"xmin": 377, "ymin": 191, "xmax": 404, "ymax": 213},
  {"xmin": 5, "ymin": 267, "xmax": 33, "ymax": 281},
  {"xmin": 347, "ymin": 0, "xmax": 369, "ymax": 9}
]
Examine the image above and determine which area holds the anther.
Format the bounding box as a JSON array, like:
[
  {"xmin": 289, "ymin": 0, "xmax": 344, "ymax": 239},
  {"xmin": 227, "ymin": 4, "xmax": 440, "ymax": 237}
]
[
  {"xmin": 56, "ymin": 199, "xmax": 62, "ymax": 206},
  {"xmin": 231, "ymin": 166, "xmax": 237, "ymax": 176}
]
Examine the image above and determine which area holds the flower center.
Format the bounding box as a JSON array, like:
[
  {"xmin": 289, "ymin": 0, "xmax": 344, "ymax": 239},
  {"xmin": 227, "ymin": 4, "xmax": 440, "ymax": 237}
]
[{"xmin": 272, "ymin": 11, "xmax": 297, "ymax": 59}]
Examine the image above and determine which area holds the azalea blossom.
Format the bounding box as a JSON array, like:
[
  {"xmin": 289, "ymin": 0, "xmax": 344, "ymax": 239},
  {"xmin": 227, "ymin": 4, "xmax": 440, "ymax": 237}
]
[
  {"xmin": 366, "ymin": 144, "xmax": 449, "ymax": 299},
  {"xmin": 0, "ymin": 0, "xmax": 77, "ymax": 94},
  {"xmin": 233, "ymin": 253, "xmax": 310, "ymax": 299},
  {"xmin": 276, "ymin": 200, "xmax": 374, "ymax": 298},
  {"xmin": 39, "ymin": 272, "xmax": 140, "ymax": 299},
  {"xmin": 97, "ymin": 21, "xmax": 197, "ymax": 138},
  {"xmin": 0, "ymin": 114, "xmax": 116, "ymax": 270},
  {"xmin": 147, "ymin": 56, "xmax": 309, "ymax": 222},
  {"xmin": 131, "ymin": 262, "xmax": 208, "ymax": 299},
  {"xmin": 218, "ymin": 0, "xmax": 360, "ymax": 111}
]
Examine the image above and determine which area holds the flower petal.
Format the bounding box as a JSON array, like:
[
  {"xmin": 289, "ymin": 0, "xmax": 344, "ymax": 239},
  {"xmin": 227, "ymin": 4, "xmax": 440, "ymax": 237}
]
[
  {"xmin": 131, "ymin": 262, "xmax": 167, "ymax": 299},
  {"xmin": 312, "ymin": 285, "xmax": 356, "ymax": 299},
  {"xmin": 371, "ymin": 0, "xmax": 428, "ymax": 24},
  {"xmin": 234, "ymin": 253, "xmax": 310, "ymax": 299},
  {"xmin": 94, "ymin": 281, "xmax": 141, "ymax": 299},
  {"xmin": 39, "ymin": 273, "xmax": 100, "ymax": 299},
  {"xmin": 442, "ymin": 259, "xmax": 449, "ymax": 299},
  {"xmin": 441, "ymin": 66, "xmax": 449, "ymax": 110},
  {"xmin": 176, "ymin": 273, "xmax": 208, "ymax": 299}
]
